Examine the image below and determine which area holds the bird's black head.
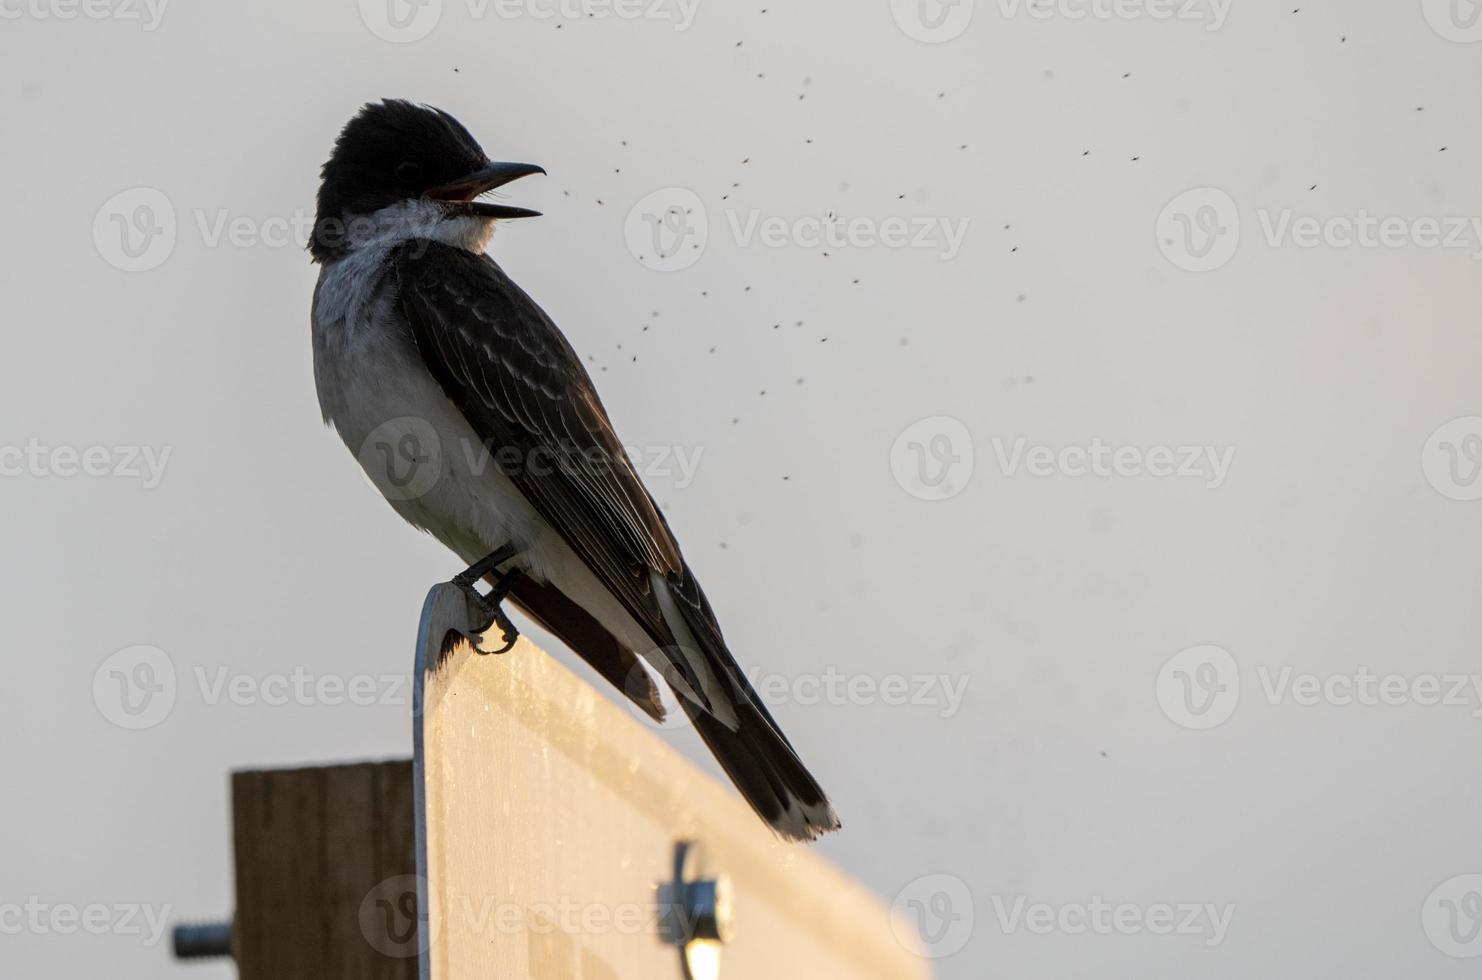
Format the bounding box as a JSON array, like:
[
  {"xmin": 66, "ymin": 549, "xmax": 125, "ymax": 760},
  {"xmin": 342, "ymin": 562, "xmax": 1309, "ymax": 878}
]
[{"xmin": 311, "ymin": 100, "xmax": 543, "ymax": 263}]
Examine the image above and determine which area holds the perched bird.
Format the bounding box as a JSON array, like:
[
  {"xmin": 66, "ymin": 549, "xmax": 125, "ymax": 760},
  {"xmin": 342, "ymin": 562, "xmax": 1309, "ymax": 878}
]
[{"xmin": 309, "ymin": 100, "xmax": 839, "ymax": 841}]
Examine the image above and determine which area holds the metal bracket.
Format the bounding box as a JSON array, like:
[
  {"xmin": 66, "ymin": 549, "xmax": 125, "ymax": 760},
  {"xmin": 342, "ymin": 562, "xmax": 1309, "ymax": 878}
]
[{"xmin": 659, "ymin": 840, "xmax": 733, "ymax": 980}]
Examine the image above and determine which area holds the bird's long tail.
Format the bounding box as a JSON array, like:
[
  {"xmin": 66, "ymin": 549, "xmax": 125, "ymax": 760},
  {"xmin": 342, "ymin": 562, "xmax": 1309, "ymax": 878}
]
[
  {"xmin": 680, "ymin": 684, "xmax": 841, "ymax": 842},
  {"xmin": 653, "ymin": 570, "xmax": 840, "ymax": 842}
]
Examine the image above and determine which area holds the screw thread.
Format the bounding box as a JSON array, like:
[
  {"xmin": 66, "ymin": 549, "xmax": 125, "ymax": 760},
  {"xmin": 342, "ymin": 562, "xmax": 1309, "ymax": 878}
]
[{"xmin": 172, "ymin": 920, "xmax": 233, "ymax": 960}]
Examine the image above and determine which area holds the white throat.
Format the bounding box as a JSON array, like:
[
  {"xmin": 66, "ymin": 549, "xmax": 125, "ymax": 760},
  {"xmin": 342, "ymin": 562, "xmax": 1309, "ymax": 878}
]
[{"xmin": 345, "ymin": 198, "xmax": 496, "ymax": 255}]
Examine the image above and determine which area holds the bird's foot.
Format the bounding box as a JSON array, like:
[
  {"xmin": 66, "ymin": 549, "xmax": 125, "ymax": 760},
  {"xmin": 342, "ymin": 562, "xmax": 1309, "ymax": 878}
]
[
  {"xmin": 452, "ymin": 543, "xmax": 523, "ymax": 655},
  {"xmin": 459, "ymin": 588, "xmax": 520, "ymax": 654}
]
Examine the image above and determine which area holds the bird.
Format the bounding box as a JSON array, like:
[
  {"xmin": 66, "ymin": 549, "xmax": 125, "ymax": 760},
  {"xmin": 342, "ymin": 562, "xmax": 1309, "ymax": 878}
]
[{"xmin": 308, "ymin": 100, "xmax": 839, "ymax": 842}]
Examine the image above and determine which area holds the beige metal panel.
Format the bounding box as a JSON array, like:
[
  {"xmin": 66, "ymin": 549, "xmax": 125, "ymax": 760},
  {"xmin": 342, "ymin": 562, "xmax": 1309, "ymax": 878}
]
[{"xmin": 415, "ymin": 583, "xmax": 930, "ymax": 980}]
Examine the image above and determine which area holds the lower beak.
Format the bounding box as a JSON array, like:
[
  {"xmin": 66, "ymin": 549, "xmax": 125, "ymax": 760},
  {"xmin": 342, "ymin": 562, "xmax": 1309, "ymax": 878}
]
[{"xmin": 425, "ymin": 161, "xmax": 546, "ymax": 219}]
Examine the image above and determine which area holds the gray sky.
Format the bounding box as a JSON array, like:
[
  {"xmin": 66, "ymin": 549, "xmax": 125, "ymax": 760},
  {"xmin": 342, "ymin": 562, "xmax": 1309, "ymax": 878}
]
[{"xmin": 5, "ymin": 1, "xmax": 1482, "ymax": 977}]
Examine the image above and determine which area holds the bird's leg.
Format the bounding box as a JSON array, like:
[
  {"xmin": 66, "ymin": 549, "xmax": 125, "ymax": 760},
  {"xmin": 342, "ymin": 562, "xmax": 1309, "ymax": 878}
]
[
  {"xmin": 452, "ymin": 543, "xmax": 523, "ymax": 655},
  {"xmin": 452, "ymin": 542, "xmax": 520, "ymax": 588}
]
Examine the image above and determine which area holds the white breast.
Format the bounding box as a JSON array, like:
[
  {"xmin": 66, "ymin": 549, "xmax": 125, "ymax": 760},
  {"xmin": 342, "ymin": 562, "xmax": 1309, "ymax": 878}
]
[
  {"xmin": 309, "ymin": 216, "xmax": 661, "ymax": 662},
  {"xmin": 311, "ymin": 241, "xmax": 540, "ymax": 561}
]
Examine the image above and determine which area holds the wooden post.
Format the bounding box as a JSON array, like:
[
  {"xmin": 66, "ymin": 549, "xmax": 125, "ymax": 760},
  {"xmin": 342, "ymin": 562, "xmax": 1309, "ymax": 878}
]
[{"xmin": 231, "ymin": 761, "xmax": 418, "ymax": 980}]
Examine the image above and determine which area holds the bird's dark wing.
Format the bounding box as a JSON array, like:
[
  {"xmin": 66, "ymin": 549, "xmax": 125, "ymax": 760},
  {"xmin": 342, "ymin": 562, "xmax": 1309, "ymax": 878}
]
[
  {"xmin": 392, "ymin": 241, "xmax": 838, "ymax": 839},
  {"xmin": 391, "ymin": 240, "xmax": 684, "ymax": 650}
]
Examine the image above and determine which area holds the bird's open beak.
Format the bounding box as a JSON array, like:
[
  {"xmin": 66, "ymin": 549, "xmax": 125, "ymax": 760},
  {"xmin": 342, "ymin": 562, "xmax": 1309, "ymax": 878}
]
[{"xmin": 425, "ymin": 161, "xmax": 546, "ymax": 219}]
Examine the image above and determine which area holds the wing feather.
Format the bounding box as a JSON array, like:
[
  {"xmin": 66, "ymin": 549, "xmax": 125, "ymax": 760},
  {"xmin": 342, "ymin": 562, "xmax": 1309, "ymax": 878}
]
[{"xmin": 392, "ymin": 242, "xmax": 685, "ymax": 650}]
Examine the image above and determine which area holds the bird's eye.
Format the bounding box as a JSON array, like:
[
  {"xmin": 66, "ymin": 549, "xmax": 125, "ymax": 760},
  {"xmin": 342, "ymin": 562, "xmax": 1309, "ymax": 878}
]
[{"xmin": 394, "ymin": 161, "xmax": 421, "ymax": 183}]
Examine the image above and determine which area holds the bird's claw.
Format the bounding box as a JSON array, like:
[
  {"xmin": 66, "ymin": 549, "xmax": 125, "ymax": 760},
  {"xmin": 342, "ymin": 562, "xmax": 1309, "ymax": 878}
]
[
  {"xmin": 451, "ymin": 542, "xmax": 523, "ymax": 654},
  {"xmin": 457, "ymin": 582, "xmax": 520, "ymax": 655}
]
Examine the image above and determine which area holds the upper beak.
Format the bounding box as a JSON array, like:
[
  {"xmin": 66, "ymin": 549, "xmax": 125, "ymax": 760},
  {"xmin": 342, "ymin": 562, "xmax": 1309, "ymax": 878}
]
[{"xmin": 425, "ymin": 161, "xmax": 546, "ymax": 219}]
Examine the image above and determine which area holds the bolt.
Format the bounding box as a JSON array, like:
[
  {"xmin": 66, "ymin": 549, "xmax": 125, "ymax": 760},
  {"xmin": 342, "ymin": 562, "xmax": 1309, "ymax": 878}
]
[{"xmin": 172, "ymin": 919, "xmax": 233, "ymax": 960}]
